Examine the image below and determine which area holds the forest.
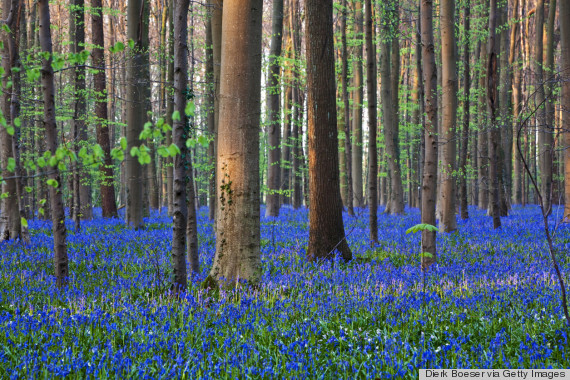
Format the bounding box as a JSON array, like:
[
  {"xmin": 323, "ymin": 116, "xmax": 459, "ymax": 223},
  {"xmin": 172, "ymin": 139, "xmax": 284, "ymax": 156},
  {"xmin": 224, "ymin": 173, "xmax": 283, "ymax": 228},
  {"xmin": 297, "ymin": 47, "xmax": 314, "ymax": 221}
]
[{"xmin": 0, "ymin": 0, "xmax": 570, "ymax": 377}]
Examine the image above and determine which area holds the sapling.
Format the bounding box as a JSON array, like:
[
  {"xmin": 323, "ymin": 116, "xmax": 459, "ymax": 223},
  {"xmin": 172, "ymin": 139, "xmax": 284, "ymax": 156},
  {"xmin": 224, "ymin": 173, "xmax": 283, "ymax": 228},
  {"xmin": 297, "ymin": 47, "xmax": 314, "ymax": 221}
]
[{"xmin": 406, "ymin": 223, "xmax": 438, "ymax": 309}]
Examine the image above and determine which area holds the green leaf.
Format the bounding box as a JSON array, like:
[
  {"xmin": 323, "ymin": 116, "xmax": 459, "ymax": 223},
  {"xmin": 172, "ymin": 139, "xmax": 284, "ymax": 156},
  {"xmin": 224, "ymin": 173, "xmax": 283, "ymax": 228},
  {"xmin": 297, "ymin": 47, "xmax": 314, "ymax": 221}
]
[
  {"xmin": 6, "ymin": 126, "xmax": 14, "ymax": 136},
  {"xmin": 186, "ymin": 138, "xmax": 196, "ymax": 149},
  {"xmin": 13, "ymin": 117, "xmax": 21, "ymax": 127},
  {"xmin": 130, "ymin": 147, "xmax": 139, "ymax": 157},
  {"xmin": 128, "ymin": 39, "xmax": 135, "ymax": 49},
  {"xmin": 421, "ymin": 252, "xmax": 433, "ymax": 258},
  {"xmin": 172, "ymin": 111, "xmax": 181, "ymax": 122},
  {"xmin": 109, "ymin": 41, "xmax": 125, "ymax": 53},
  {"xmin": 111, "ymin": 147, "xmax": 124, "ymax": 161},
  {"xmin": 167, "ymin": 143, "xmax": 181, "ymax": 157},
  {"xmin": 0, "ymin": 192, "xmax": 8, "ymax": 199},
  {"xmin": 405, "ymin": 223, "xmax": 438, "ymax": 234},
  {"xmin": 157, "ymin": 145, "xmax": 170, "ymax": 157},
  {"xmin": 6, "ymin": 157, "xmax": 15, "ymax": 172},
  {"xmin": 25, "ymin": 186, "xmax": 32, "ymax": 193},
  {"xmin": 120, "ymin": 136, "xmax": 127, "ymax": 150},
  {"xmin": 20, "ymin": 217, "xmax": 28, "ymax": 228},
  {"xmin": 46, "ymin": 179, "xmax": 58, "ymax": 188},
  {"xmin": 185, "ymin": 101, "xmax": 195, "ymax": 116},
  {"xmin": 197, "ymin": 135, "xmax": 209, "ymax": 148}
]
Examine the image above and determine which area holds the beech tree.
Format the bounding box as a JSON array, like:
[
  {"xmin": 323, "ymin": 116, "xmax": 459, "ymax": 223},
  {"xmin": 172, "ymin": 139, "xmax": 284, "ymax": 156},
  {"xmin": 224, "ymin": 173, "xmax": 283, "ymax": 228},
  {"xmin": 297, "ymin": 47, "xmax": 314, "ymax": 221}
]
[
  {"xmin": 306, "ymin": 0, "xmax": 352, "ymax": 261},
  {"xmin": 209, "ymin": 0, "xmax": 263, "ymax": 285}
]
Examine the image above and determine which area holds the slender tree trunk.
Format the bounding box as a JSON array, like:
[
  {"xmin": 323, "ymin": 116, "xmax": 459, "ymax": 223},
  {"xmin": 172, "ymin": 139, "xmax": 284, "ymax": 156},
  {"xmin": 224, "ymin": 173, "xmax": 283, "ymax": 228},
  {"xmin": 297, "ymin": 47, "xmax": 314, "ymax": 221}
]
[
  {"xmin": 562, "ymin": 0, "xmax": 570, "ymax": 220},
  {"xmin": 352, "ymin": 0, "xmax": 364, "ymax": 208},
  {"xmin": 341, "ymin": 0, "xmax": 354, "ymax": 216},
  {"xmin": 511, "ymin": 0, "xmax": 522, "ymax": 205},
  {"xmin": 544, "ymin": 0, "xmax": 556, "ymax": 215},
  {"xmin": 92, "ymin": 0, "xmax": 118, "ymax": 218},
  {"xmin": 209, "ymin": 0, "xmax": 263, "ymax": 285},
  {"xmin": 478, "ymin": 34, "xmax": 489, "ymax": 210},
  {"xmin": 71, "ymin": 0, "xmax": 92, "ymax": 222},
  {"xmin": 291, "ymin": 0, "xmax": 303, "ymax": 209},
  {"xmin": 265, "ymin": 0, "xmax": 284, "ymax": 217},
  {"xmin": 460, "ymin": 0, "xmax": 470, "ymax": 220},
  {"xmin": 281, "ymin": 77, "xmax": 292, "ymax": 206},
  {"xmin": 206, "ymin": 16, "xmax": 216, "ymax": 220},
  {"xmin": 165, "ymin": 3, "xmax": 174, "ymax": 216},
  {"xmin": 421, "ymin": 0, "xmax": 438, "ymax": 266},
  {"xmin": 440, "ymin": 0, "xmax": 457, "ymax": 231},
  {"xmin": 305, "ymin": 0, "xmax": 352, "ymax": 261},
  {"xmin": 186, "ymin": 5, "xmax": 199, "ymax": 274},
  {"xmin": 171, "ymin": 0, "xmax": 190, "ymax": 292},
  {"xmin": 125, "ymin": 0, "xmax": 149, "ymax": 229},
  {"xmin": 39, "ymin": 0, "xmax": 69, "ymax": 287},
  {"xmin": 365, "ymin": 0, "xmax": 378, "ymax": 243},
  {"xmin": 487, "ymin": 0, "xmax": 501, "ymax": 229}
]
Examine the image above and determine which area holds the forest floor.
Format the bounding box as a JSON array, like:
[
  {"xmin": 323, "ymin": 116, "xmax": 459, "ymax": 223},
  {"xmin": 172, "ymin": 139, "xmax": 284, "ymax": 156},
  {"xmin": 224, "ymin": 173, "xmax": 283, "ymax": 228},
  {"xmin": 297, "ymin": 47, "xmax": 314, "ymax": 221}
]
[{"xmin": 1, "ymin": 205, "xmax": 569, "ymax": 378}]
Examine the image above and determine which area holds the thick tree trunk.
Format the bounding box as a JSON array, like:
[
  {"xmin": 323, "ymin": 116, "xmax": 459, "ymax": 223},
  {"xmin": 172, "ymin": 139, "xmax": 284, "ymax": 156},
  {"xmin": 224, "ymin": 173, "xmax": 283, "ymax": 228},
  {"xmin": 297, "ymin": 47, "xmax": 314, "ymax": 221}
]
[
  {"xmin": 206, "ymin": 16, "xmax": 216, "ymax": 220},
  {"xmin": 265, "ymin": 0, "xmax": 283, "ymax": 217},
  {"xmin": 487, "ymin": 0, "xmax": 501, "ymax": 229},
  {"xmin": 365, "ymin": 0, "xmax": 378, "ymax": 243},
  {"xmin": 352, "ymin": 1, "xmax": 364, "ymax": 208},
  {"xmin": 440, "ymin": 0, "xmax": 457, "ymax": 231},
  {"xmin": 460, "ymin": 0, "xmax": 470, "ymax": 220},
  {"xmin": 210, "ymin": 0, "xmax": 223, "ymax": 224},
  {"xmin": 125, "ymin": 0, "xmax": 149, "ymax": 229},
  {"xmin": 92, "ymin": 0, "xmax": 118, "ymax": 218},
  {"xmin": 39, "ymin": 0, "xmax": 69, "ymax": 287},
  {"xmin": 209, "ymin": 0, "xmax": 263, "ymax": 285},
  {"xmin": 420, "ymin": 0, "xmax": 438, "ymax": 267},
  {"xmin": 305, "ymin": 0, "xmax": 352, "ymax": 261}
]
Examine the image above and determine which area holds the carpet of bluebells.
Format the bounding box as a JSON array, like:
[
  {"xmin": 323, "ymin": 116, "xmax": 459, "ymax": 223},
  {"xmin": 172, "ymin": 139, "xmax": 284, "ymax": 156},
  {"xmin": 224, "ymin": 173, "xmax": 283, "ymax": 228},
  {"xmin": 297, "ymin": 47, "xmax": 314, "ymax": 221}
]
[{"xmin": 1, "ymin": 205, "xmax": 570, "ymax": 379}]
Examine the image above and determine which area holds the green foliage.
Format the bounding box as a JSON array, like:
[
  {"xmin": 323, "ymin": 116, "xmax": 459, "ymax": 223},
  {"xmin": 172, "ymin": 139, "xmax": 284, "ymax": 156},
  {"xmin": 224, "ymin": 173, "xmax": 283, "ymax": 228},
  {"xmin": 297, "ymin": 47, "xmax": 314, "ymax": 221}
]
[{"xmin": 405, "ymin": 223, "xmax": 438, "ymax": 234}]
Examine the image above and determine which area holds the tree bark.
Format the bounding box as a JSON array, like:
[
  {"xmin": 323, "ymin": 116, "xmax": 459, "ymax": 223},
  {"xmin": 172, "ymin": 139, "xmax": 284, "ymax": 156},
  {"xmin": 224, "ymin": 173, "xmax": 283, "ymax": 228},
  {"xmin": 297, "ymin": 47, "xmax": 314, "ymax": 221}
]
[
  {"xmin": 126, "ymin": 0, "xmax": 149, "ymax": 229},
  {"xmin": 543, "ymin": 0, "xmax": 556, "ymax": 215},
  {"xmin": 352, "ymin": 0, "xmax": 364, "ymax": 208},
  {"xmin": 562, "ymin": 0, "xmax": 570, "ymax": 220},
  {"xmin": 511, "ymin": 0, "xmax": 522, "ymax": 205},
  {"xmin": 70, "ymin": 0, "xmax": 92, "ymax": 222},
  {"xmin": 487, "ymin": 0, "xmax": 501, "ymax": 229},
  {"xmin": 439, "ymin": 0, "xmax": 457, "ymax": 231},
  {"xmin": 478, "ymin": 34, "xmax": 489, "ymax": 210},
  {"xmin": 209, "ymin": 0, "xmax": 263, "ymax": 285},
  {"xmin": 365, "ymin": 0, "xmax": 378, "ymax": 243},
  {"xmin": 0, "ymin": 0, "xmax": 24, "ymax": 241},
  {"xmin": 420, "ymin": 0, "xmax": 438, "ymax": 267},
  {"xmin": 341, "ymin": 0, "xmax": 354, "ymax": 216},
  {"xmin": 265, "ymin": 0, "xmax": 283, "ymax": 217},
  {"xmin": 306, "ymin": 0, "xmax": 352, "ymax": 261},
  {"xmin": 92, "ymin": 0, "xmax": 118, "ymax": 218},
  {"xmin": 39, "ymin": 0, "xmax": 69, "ymax": 287},
  {"xmin": 290, "ymin": 0, "xmax": 303, "ymax": 209},
  {"xmin": 460, "ymin": 0, "xmax": 470, "ymax": 220}
]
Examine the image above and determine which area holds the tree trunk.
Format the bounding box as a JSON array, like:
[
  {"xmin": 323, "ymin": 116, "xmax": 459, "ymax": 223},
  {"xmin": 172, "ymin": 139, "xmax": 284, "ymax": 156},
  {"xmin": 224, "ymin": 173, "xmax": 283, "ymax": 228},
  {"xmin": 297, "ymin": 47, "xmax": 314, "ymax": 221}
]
[
  {"xmin": 290, "ymin": 0, "xmax": 303, "ymax": 209},
  {"xmin": 210, "ymin": 0, "xmax": 223, "ymax": 225},
  {"xmin": 478, "ymin": 34, "xmax": 489, "ymax": 210},
  {"xmin": 126, "ymin": 0, "xmax": 149, "ymax": 229},
  {"xmin": 92, "ymin": 0, "xmax": 118, "ymax": 218},
  {"xmin": 460, "ymin": 0, "xmax": 470, "ymax": 220},
  {"xmin": 305, "ymin": 0, "xmax": 352, "ymax": 261},
  {"xmin": 265, "ymin": 0, "xmax": 283, "ymax": 217},
  {"xmin": 544, "ymin": 0, "xmax": 556, "ymax": 215},
  {"xmin": 39, "ymin": 0, "xmax": 69, "ymax": 287},
  {"xmin": 0, "ymin": 0, "xmax": 23, "ymax": 241},
  {"xmin": 420, "ymin": 0, "xmax": 438, "ymax": 267},
  {"xmin": 561, "ymin": 0, "xmax": 570, "ymax": 220},
  {"xmin": 165, "ymin": 3, "xmax": 174, "ymax": 216},
  {"xmin": 171, "ymin": 0, "xmax": 190, "ymax": 292},
  {"xmin": 487, "ymin": 0, "xmax": 501, "ymax": 229},
  {"xmin": 206, "ymin": 16, "xmax": 216, "ymax": 220},
  {"xmin": 511, "ymin": 0, "xmax": 522, "ymax": 205},
  {"xmin": 341, "ymin": 0, "xmax": 354, "ymax": 216},
  {"xmin": 70, "ymin": 0, "xmax": 92, "ymax": 222},
  {"xmin": 379, "ymin": 1, "xmax": 404, "ymax": 215},
  {"xmin": 439, "ymin": 0, "xmax": 457, "ymax": 231},
  {"xmin": 209, "ymin": 0, "xmax": 263, "ymax": 285},
  {"xmin": 365, "ymin": 0, "xmax": 378, "ymax": 243},
  {"xmin": 352, "ymin": 0, "xmax": 364, "ymax": 208}
]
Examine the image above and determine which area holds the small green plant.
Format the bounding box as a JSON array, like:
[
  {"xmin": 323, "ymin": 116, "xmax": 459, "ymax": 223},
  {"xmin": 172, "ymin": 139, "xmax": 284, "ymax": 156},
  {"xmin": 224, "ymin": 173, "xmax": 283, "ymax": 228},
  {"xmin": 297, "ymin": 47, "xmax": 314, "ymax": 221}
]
[{"xmin": 405, "ymin": 223, "xmax": 438, "ymax": 310}]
